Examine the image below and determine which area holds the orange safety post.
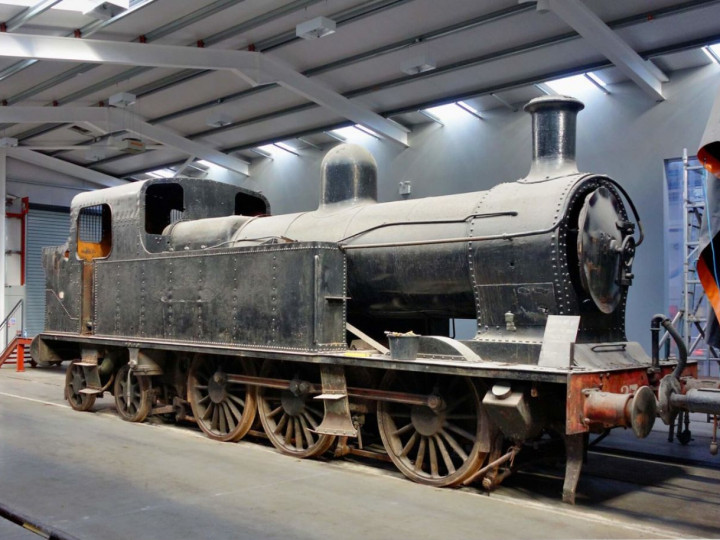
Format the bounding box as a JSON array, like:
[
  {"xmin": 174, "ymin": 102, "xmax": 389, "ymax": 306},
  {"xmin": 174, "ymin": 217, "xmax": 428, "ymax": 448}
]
[{"xmin": 16, "ymin": 342, "xmax": 25, "ymax": 372}]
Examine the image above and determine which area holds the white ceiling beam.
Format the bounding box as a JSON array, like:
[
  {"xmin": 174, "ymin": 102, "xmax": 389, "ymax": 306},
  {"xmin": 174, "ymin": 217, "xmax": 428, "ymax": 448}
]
[
  {"xmin": 8, "ymin": 148, "xmax": 124, "ymax": 188},
  {"xmin": 0, "ymin": 106, "xmax": 250, "ymax": 175},
  {"xmin": 546, "ymin": 0, "xmax": 666, "ymax": 101},
  {"xmin": 19, "ymin": 145, "xmax": 165, "ymax": 150},
  {"xmin": 0, "ymin": 32, "xmax": 409, "ymax": 145},
  {"xmin": 117, "ymin": 113, "xmax": 250, "ymax": 176},
  {"xmin": 261, "ymin": 56, "xmax": 408, "ymax": 146}
]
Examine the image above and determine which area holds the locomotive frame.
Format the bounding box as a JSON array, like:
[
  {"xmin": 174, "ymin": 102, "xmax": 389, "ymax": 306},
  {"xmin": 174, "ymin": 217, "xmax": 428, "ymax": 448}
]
[{"xmin": 32, "ymin": 96, "xmax": 712, "ymax": 504}]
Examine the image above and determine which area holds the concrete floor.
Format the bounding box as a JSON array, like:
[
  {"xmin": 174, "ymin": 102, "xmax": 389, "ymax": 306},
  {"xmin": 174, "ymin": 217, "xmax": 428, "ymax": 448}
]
[{"xmin": 1, "ymin": 366, "xmax": 719, "ymax": 540}]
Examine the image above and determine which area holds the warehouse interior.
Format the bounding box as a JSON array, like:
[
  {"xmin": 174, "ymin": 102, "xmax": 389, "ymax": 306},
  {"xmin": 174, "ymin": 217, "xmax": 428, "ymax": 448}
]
[
  {"xmin": 1, "ymin": 1, "xmax": 720, "ymax": 539},
  {"xmin": 0, "ymin": 0, "xmax": 719, "ymax": 344}
]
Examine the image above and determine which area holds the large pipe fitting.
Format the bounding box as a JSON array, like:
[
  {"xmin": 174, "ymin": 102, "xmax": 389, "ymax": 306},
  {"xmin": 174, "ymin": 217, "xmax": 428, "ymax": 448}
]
[
  {"xmin": 523, "ymin": 95, "xmax": 584, "ymax": 180},
  {"xmin": 650, "ymin": 314, "xmax": 688, "ymax": 380},
  {"xmin": 670, "ymin": 388, "xmax": 720, "ymax": 415},
  {"xmin": 582, "ymin": 386, "xmax": 657, "ymax": 438}
]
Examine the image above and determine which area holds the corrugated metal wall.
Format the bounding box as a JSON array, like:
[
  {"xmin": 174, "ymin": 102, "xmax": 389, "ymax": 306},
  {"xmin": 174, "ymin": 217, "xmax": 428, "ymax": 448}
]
[{"xmin": 26, "ymin": 208, "xmax": 70, "ymax": 337}]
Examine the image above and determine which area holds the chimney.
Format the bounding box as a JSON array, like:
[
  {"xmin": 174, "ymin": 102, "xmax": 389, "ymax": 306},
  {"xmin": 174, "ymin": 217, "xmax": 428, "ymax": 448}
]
[{"xmin": 523, "ymin": 95, "xmax": 585, "ymax": 181}]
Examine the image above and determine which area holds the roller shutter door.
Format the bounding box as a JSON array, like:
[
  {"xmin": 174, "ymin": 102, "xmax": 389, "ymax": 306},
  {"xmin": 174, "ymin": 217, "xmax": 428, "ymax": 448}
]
[{"xmin": 26, "ymin": 208, "xmax": 70, "ymax": 337}]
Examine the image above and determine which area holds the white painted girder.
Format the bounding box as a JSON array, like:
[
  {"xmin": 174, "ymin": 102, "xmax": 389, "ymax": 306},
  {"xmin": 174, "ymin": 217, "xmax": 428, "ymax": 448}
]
[
  {"xmin": 547, "ymin": 0, "xmax": 666, "ymax": 101},
  {"xmin": 0, "ymin": 32, "xmax": 409, "ymax": 145},
  {"xmin": 8, "ymin": 148, "xmax": 124, "ymax": 187},
  {"xmin": 0, "ymin": 107, "xmax": 250, "ymax": 175}
]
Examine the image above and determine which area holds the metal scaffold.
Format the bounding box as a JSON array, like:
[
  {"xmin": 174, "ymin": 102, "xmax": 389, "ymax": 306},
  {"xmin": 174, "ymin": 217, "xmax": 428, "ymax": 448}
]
[{"xmin": 675, "ymin": 149, "xmax": 719, "ymax": 376}]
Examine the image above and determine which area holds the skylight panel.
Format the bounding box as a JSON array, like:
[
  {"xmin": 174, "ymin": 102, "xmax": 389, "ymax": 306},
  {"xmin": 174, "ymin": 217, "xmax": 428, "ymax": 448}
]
[{"xmin": 544, "ymin": 74, "xmax": 597, "ymax": 96}]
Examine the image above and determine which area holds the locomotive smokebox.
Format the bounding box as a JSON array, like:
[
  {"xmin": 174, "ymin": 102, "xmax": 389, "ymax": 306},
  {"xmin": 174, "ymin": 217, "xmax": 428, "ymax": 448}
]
[
  {"xmin": 320, "ymin": 143, "xmax": 378, "ymax": 206},
  {"xmin": 524, "ymin": 95, "xmax": 584, "ymax": 180}
]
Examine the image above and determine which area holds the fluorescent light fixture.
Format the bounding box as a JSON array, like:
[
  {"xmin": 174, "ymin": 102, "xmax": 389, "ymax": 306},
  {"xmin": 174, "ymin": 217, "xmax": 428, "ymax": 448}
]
[
  {"xmin": 330, "ymin": 125, "xmax": 379, "ymax": 141},
  {"xmin": 0, "ymin": 137, "xmax": 18, "ymax": 148},
  {"xmin": 109, "ymin": 92, "xmax": 136, "ymax": 108},
  {"xmin": 274, "ymin": 142, "xmax": 299, "ymax": 155},
  {"xmin": 423, "ymin": 103, "xmax": 472, "ymax": 123},
  {"xmin": 148, "ymin": 168, "xmax": 174, "ymax": 178},
  {"xmin": 456, "ymin": 101, "xmax": 482, "ymax": 119},
  {"xmin": 252, "ymin": 146, "xmax": 274, "ymax": 159},
  {"xmin": 544, "ymin": 74, "xmax": 597, "ymax": 96},
  {"xmin": 584, "ymin": 72, "xmax": 610, "ymax": 94},
  {"xmin": 401, "ymin": 52, "xmax": 436, "ymax": 75},
  {"xmin": 353, "ymin": 124, "xmax": 381, "ymax": 138},
  {"xmin": 586, "ymin": 72, "xmax": 607, "ymax": 88},
  {"xmin": 703, "ymin": 45, "xmax": 720, "ymax": 64},
  {"xmin": 534, "ymin": 83, "xmax": 554, "ymax": 95},
  {"xmin": 206, "ymin": 111, "xmax": 232, "ymax": 128},
  {"xmin": 250, "ymin": 142, "xmax": 299, "ymax": 157},
  {"xmin": 296, "ymin": 16, "xmax": 336, "ymax": 40},
  {"xmin": 331, "ymin": 127, "xmax": 359, "ymax": 140}
]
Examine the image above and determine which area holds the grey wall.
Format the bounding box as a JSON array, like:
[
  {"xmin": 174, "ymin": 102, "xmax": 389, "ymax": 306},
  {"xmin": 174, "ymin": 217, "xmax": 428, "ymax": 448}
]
[{"xmin": 144, "ymin": 65, "xmax": 720, "ymax": 347}]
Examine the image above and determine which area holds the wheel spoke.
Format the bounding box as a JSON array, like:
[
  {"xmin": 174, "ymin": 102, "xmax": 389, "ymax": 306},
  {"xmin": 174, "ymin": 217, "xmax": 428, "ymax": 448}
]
[
  {"xmin": 415, "ymin": 436, "xmax": 427, "ymax": 472},
  {"xmin": 218, "ymin": 403, "xmax": 228, "ymax": 434},
  {"xmin": 227, "ymin": 393, "xmax": 245, "ymax": 408},
  {"xmin": 267, "ymin": 405, "xmax": 283, "ymax": 419},
  {"xmin": 223, "ymin": 403, "xmax": 236, "ymax": 432},
  {"xmin": 202, "ymin": 402, "xmax": 214, "ymax": 421},
  {"xmin": 284, "ymin": 415, "xmax": 295, "ymax": 445},
  {"xmin": 400, "ymin": 431, "xmax": 418, "ymax": 457},
  {"xmin": 434, "ymin": 435, "xmax": 455, "ymax": 475},
  {"xmin": 298, "ymin": 415, "xmax": 315, "ymax": 447},
  {"xmin": 211, "ymin": 403, "xmax": 220, "ymax": 431},
  {"xmin": 429, "ymin": 437, "xmax": 439, "ymax": 478},
  {"xmin": 225, "ymin": 396, "xmax": 244, "ymax": 423},
  {"xmin": 393, "ymin": 422, "xmax": 414, "ymax": 437},
  {"xmin": 294, "ymin": 418, "xmax": 303, "ymax": 451},
  {"xmin": 274, "ymin": 413, "xmax": 289, "ymax": 435},
  {"xmin": 444, "ymin": 421, "xmax": 476, "ymax": 443},
  {"xmin": 439, "ymin": 429, "xmax": 468, "ymax": 461},
  {"xmin": 302, "ymin": 411, "xmax": 318, "ymax": 429}
]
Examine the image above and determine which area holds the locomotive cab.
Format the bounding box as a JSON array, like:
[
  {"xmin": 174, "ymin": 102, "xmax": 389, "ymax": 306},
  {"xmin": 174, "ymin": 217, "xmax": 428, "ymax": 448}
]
[{"xmin": 42, "ymin": 178, "xmax": 269, "ymax": 336}]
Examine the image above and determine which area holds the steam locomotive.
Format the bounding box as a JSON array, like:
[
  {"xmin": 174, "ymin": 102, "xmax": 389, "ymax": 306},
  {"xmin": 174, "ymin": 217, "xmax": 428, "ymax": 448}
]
[{"xmin": 32, "ymin": 95, "xmax": 717, "ymax": 503}]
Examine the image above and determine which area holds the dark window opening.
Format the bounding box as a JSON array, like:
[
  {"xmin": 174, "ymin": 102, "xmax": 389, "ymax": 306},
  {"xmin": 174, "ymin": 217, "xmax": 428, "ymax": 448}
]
[
  {"xmin": 145, "ymin": 183, "xmax": 184, "ymax": 234},
  {"xmin": 235, "ymin": 192, "xmax": 267, "ymax": 216},
  {"xmin": 77, "ymin": 204, "xmax": 111, "ymax": 260}
]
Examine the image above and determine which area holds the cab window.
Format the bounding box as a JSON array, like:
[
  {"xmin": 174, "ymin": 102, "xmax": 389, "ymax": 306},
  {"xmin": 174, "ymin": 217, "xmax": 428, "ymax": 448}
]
[
  {"xmin": 77, "ymin": 204, "xmax": 112, "ymax": 260},
  {"xmin": 145, "ymin": 183, "xmax": 184, "ymax": 234}
]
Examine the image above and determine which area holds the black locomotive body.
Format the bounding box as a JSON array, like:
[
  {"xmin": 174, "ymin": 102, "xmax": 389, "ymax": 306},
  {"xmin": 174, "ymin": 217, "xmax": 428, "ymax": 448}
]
[{"xmin": 32, "ymin": 96, "xmax": 709, "ymax": 503}]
